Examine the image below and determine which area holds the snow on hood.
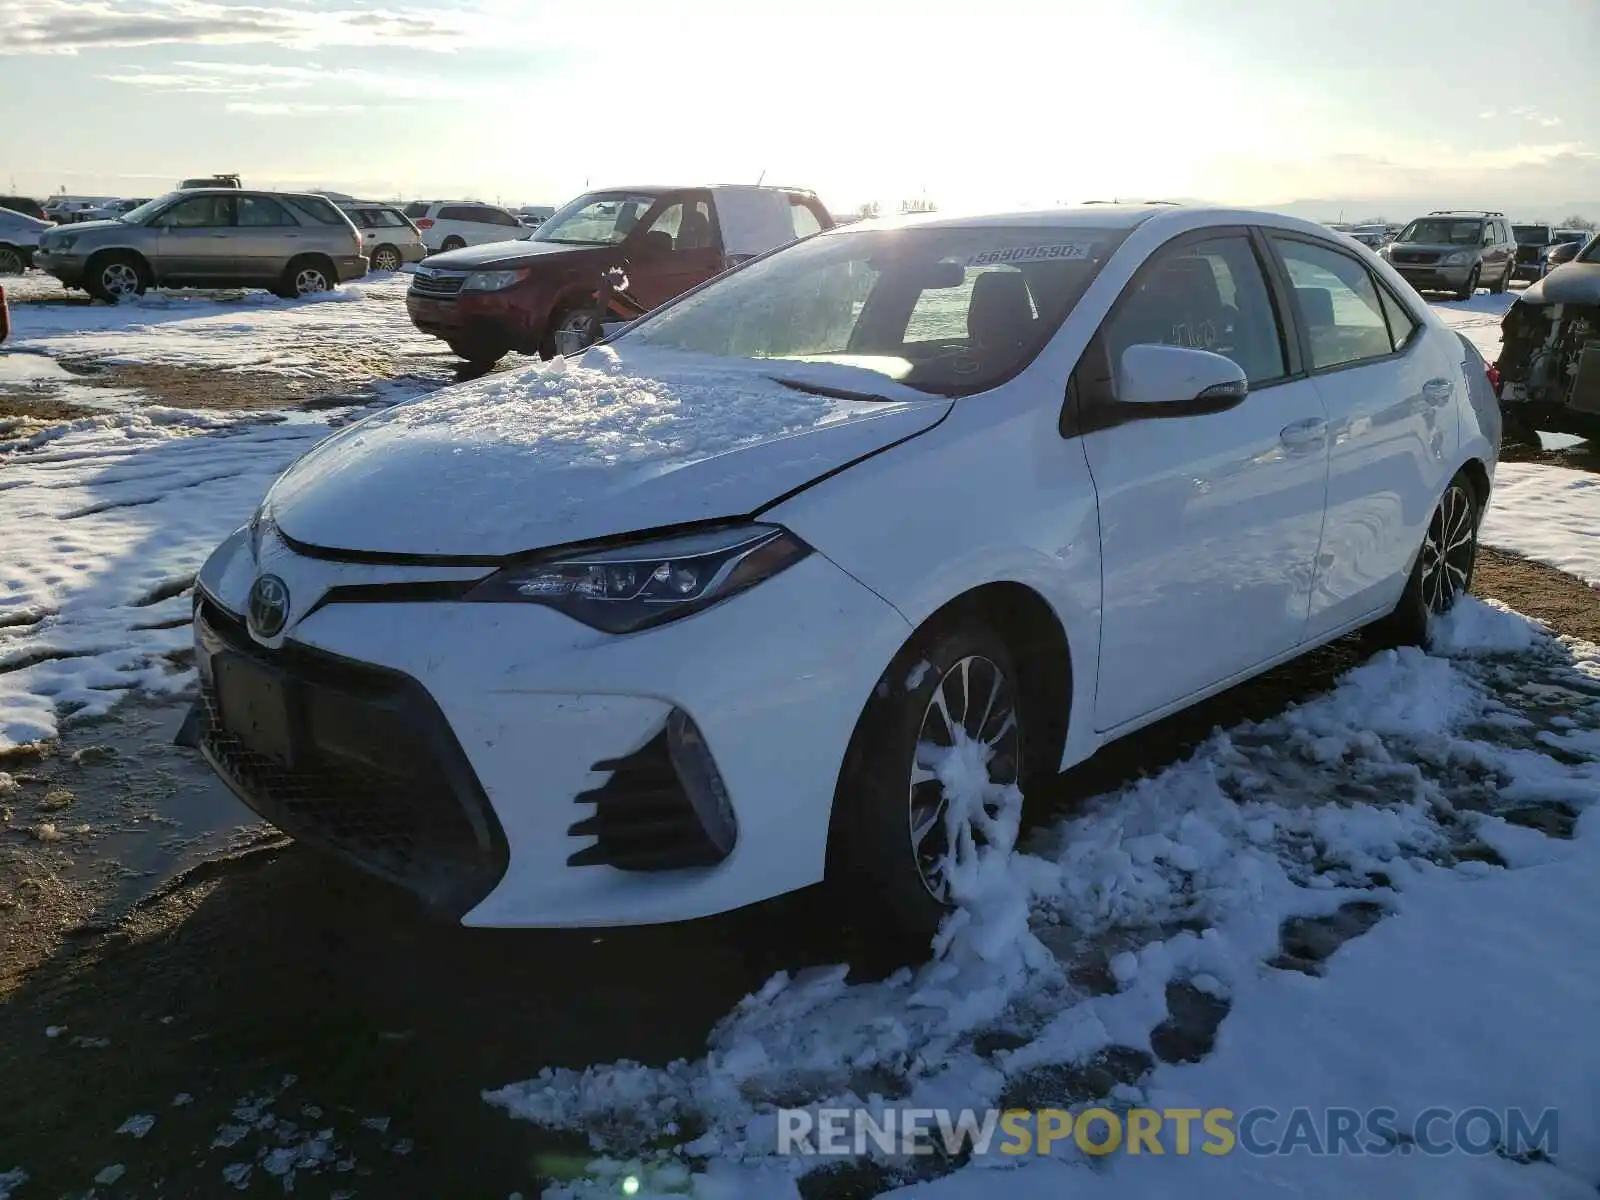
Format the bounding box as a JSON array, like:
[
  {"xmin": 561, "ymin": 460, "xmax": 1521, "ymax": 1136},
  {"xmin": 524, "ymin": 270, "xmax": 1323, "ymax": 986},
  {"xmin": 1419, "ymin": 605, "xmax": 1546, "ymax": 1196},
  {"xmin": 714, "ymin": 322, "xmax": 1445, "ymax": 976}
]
[{"xmin": 265, "ymin": 347, "xmax": 951, "ymax": 558}]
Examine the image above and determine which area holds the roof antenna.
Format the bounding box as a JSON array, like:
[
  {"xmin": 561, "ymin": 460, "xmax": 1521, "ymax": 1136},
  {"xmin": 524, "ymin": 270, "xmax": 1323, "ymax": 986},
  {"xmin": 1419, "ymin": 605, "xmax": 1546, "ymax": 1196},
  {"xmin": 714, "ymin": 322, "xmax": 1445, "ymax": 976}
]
[{"xmin": 755, "ymin": 169, "xmax": 766, "ymax": 186}]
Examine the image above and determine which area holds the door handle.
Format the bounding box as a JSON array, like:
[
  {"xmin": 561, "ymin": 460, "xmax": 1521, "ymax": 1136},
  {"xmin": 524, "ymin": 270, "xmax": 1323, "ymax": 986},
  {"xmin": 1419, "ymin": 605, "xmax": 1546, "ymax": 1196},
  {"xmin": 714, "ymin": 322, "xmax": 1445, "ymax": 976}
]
[{"xmin": 1279, "ymin": 417, "xmax": 1328, "ymax": 448}]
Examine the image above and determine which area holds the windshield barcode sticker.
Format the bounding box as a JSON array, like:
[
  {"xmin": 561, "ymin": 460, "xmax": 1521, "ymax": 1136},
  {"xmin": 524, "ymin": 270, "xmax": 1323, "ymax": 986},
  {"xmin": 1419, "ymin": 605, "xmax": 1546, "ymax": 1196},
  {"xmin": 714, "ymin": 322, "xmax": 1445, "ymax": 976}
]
[{"xmin": 966, "ymin": 244, "xmax": 1094, "ymax": 266}]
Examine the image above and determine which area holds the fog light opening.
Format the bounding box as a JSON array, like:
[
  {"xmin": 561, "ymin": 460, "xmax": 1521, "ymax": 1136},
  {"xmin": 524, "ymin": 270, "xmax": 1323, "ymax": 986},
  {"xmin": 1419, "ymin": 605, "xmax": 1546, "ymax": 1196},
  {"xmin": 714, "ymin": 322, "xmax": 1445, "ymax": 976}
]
[{"xmin": 665, "ymin": 708, "xmax": 738, "ymax": 859}]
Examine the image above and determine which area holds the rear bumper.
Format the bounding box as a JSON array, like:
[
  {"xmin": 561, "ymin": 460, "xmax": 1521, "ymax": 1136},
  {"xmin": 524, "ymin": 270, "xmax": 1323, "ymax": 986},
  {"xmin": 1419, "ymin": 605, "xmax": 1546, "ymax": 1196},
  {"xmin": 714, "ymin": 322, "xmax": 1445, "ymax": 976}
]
[
  {"xmin": 335, "ymin": 254, "xmax": 368, "ymax": 283},
  {"xmin": 1513, "ymin": 261, "xmax": 1547, "ymax": 282}
]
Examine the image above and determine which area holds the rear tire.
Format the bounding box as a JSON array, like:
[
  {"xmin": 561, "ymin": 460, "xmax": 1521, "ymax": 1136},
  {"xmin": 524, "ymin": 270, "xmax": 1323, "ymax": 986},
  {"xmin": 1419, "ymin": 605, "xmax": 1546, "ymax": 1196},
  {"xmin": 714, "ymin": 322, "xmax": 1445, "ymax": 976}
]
[
  {"xmin": 0, "ymin": 245, "xmax": 24, "ymax": 275},
  {"xmin": 440, "ymin": 236, "xmax": 466, "ymax": 252},
  {"xmin": 833, "ymin": 620, "xmax": 1031, "ymax": 944},
  {"xmin": 1366, "ymin": 471, "xmax": 1480, "ymax": 648},
  {"xmin": 85, "ymin": 252, "xmax": 148, "ymax": 303},
  {"xmin": 276, "ymin": 256, "xmax": 334, "ymax": 300},
  {"xmin": 1490, "ymin": 261, "xmax": 1510, "ymax": 294},
  {"xmin": 371, "ymin": 244, "xmax": 402, "ymax": 273}
]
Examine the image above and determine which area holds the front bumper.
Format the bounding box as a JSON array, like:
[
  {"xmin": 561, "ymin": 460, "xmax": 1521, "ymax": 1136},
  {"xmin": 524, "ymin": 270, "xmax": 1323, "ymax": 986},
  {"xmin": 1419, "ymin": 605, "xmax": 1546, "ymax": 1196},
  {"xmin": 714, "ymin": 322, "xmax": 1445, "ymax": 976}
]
[
  {"xmin": 405, "ymin": 284, "xmax": 549, "ymax": 351},
  {"xmin": 193, "ymin": 530, "xmax": 913, "ymax": 927},
  {"xmin": 32, "ymin": 248, "xmax": 86, "ymax": 286},
  {"xmin": 1391, "ymin": 262, "xmax": 1473, "ymax": 290}
]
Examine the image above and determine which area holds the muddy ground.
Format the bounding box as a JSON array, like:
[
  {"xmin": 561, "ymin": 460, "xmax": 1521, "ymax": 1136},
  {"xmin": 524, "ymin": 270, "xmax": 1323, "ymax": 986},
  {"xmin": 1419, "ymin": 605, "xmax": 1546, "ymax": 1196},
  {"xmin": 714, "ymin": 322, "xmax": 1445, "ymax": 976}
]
[{"xmin": 0, "ymin": 546, "xmax": 1595, "ymax": 1200}]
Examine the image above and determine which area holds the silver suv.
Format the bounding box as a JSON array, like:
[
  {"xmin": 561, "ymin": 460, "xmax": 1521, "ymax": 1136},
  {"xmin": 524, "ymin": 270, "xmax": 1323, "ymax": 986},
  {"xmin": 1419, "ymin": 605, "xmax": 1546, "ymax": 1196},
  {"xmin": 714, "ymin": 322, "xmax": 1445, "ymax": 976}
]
[
  {"xmin": 1378, "ymin": 210, "xmax": 1517, "ymax": 300},
  {"xmin": 32, "ymin": 190, "xmax": 368, "ymax": 302}
]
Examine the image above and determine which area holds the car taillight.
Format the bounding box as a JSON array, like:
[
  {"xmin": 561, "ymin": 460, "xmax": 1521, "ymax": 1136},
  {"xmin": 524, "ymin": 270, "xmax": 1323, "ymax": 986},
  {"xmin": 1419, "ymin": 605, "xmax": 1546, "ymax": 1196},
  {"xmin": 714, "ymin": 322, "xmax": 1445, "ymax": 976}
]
[
  {"xmin": 1486, "ymin": 362, "xmax": 1502, "ymax": 395},
  {"xmin": 415, "ymin": 218, "xmax": 434, "ymax": 229}
]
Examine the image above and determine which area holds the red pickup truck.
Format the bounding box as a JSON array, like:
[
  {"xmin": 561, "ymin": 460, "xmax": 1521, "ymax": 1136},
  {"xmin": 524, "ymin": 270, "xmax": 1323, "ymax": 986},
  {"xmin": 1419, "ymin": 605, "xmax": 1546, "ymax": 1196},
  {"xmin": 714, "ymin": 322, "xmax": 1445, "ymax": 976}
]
[{"xmin": 405, "ymin": 184, "xmax": 832, "ymax": 365}]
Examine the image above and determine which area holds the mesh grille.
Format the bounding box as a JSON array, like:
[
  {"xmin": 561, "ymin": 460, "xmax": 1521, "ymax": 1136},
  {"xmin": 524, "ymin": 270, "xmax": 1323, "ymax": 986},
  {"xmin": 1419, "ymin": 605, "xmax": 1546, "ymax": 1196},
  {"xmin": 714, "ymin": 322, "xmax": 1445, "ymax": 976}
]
[{"xmin": 410, "ymin": 272, "xmax": 465, "ymax": 298}]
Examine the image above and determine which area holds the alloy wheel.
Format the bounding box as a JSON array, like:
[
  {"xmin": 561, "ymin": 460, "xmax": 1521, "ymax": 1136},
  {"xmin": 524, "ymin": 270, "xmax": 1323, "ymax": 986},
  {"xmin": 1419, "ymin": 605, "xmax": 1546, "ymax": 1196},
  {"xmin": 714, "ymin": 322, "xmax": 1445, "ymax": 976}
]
[
  {"xmin": 1419, "ymin": 484, "xmax": 1475, "ymax": 614},
  {"xmin": 294, "ymin": 267, "xmax": 330, "ymax": 296},
  {"xmin": 907, "ymin": 654, "xmax": 1021, "ymax": 900},
  {"xmin": 101, "ymin": 262, "xmax": 141, "ymax": 297},
  {"xmin": 373, "ymin": 247, "xmax": 401, "ymax": 272},
  {"xmin": 0, "ymin": 247, "xmax": 22, "ymax": 275}
]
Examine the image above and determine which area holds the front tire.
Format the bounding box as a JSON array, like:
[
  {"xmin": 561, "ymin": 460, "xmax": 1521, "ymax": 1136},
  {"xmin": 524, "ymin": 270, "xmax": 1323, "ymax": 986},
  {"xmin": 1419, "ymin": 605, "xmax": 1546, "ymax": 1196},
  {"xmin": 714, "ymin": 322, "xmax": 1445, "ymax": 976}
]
[
  {"xmin": 1367, "ymin": 473, "xmax": 1480, "ymax": 647},
  {"xmin": 1453, "ymin": 266, "xmax": 1481, "ymax": 302},
  {"xmin": 86, "ymin": 252, "xmax": 148, "ymax": 303},
  {"xmin": 446, "ymin": 338, "xmax": 507, "ymax": 367},
  {"xmin": 544, "ymin": 304, "xmax": 601, "ymax": 359},
  {"xmin": 834, "ymin": 621, "xmax": 1028, "ymax": 942}
]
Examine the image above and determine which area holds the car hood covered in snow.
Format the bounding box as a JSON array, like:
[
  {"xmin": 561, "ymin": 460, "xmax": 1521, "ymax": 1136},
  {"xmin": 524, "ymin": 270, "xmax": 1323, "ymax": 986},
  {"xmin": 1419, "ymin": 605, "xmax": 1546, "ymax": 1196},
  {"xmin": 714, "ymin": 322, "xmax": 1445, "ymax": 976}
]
[{"xmin": 264, "ymin": 347, "xmax": 951, "ymax": 558}]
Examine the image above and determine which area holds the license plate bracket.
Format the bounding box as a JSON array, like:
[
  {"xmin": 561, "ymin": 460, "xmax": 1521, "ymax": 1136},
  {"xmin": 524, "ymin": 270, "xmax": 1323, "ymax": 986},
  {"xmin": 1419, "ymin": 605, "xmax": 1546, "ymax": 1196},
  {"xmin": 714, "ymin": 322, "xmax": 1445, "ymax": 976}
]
[{"xmin": 215, "ymin": 655, "xmax": 296, "ymax": 765}]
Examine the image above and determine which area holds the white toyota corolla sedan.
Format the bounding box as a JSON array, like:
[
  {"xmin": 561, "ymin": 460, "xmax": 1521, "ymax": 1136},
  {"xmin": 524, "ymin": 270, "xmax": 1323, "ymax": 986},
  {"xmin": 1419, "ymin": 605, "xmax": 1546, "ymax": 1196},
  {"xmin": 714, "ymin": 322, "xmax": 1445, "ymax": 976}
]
[{"xmin": 187, "ymin": 204, "xmax": 1499, "ymax": 937}]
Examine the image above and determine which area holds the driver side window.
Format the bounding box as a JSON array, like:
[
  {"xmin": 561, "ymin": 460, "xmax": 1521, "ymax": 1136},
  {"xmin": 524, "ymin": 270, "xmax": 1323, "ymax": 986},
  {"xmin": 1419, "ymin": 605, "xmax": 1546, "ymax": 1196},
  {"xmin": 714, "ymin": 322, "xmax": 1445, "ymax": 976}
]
[
  {"xmin": 1102, "ymin": 235, "xmax": 1286, "ymax": 387},
  {"xmin": 162, "ymin": 196, "xmax": 233, "ymax": 228}
]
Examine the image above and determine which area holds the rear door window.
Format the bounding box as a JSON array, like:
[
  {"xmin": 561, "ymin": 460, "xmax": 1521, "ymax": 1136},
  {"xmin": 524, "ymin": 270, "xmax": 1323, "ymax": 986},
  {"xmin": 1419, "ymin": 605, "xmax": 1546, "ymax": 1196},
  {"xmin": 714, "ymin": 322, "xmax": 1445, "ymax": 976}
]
[
  {"xmin": 282, "ymin": 196, "xmax": 345, "ymax": 225},
  {"xmin": 237, "ymin": 196, "xmax": 295, "ymax": 227}
]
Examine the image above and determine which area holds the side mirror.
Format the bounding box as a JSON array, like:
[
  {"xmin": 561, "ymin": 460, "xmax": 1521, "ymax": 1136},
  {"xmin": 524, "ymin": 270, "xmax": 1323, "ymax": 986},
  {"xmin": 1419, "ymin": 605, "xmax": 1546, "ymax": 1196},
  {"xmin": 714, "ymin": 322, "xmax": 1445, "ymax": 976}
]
[{"xmin": 1117, "ymin": 343, "xmax": 1249, "ymax": 411}]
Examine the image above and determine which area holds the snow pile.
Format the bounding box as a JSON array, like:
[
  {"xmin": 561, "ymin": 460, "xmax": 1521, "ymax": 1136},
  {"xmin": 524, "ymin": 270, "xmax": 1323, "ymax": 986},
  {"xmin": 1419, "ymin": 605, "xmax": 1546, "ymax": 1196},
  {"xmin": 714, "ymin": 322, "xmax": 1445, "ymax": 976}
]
[
  {"xmin": 1481, "ymin": 463, "xmax": 1600, "ymax": 587},
  {"xmin": 0, "ymin": 410, "xmax": 329, "ymax": 749},
  {"xmin": 487, "ymin": 600, "xmax": 1600, "ymax": 1199}
]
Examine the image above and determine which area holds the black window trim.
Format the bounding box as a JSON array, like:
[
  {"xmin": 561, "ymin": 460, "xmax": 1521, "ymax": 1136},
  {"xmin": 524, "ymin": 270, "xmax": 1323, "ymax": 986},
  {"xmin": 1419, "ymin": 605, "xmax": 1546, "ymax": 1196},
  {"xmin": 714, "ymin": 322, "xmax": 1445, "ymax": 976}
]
[
  {"xmin": 1263, "ymin": 229, "xmax": 1425, "ymax": 380},
  {"xmin": 630, "ymin": 188, "xmax": 724, "ymax": 257},
  {"xmin": 1063, "ymin": 223, "xmax": 1299, "ymax": 438}
]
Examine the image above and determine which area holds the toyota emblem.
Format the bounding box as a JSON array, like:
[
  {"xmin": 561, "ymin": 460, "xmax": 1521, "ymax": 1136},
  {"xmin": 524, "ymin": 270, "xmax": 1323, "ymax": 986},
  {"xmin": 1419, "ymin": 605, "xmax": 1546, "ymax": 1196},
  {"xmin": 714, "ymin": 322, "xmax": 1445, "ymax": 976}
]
[{"xmin": 247, "ymin": 574, "xmax": 291, "ymax": 639}]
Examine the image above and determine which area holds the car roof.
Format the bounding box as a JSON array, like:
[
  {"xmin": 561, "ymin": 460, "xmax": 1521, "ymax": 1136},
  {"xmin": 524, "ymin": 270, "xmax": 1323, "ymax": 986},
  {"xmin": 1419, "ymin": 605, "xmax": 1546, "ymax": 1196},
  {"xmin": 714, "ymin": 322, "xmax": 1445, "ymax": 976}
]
[{"xmin": 824, "ymin": 203, "xmax": 1232, "ymax": 234}]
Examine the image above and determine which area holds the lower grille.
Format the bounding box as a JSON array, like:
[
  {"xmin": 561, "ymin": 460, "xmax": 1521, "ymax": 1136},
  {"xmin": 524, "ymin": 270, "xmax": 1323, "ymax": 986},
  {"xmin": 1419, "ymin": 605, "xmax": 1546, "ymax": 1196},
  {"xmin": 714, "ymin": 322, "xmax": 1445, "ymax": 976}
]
[
  {"xmin": 195, "ymin": 597, "xmax": 507, "ymax": 916},
  {"xmin": 568, "ymin": 732, "xmax": 730, "ymax": 870},
  {"xmin": 1391, "ymin": 250, "xmax": 1439, "ymax": 265}
]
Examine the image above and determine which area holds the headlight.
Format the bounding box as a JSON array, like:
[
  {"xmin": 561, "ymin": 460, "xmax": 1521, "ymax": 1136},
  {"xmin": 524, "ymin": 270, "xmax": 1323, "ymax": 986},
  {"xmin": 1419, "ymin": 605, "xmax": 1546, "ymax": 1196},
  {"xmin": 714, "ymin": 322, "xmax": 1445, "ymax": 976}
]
[
  {"xmin": 1441, "ymin": 251, "xmax": 1470, "ymax": 266},
  {"xmin": 49, "ymin": 235, "xmax": 77, "ymax": 252},
  {"xmin": 248, "ymin": 503, "xmax": 273, "ymax": 560},
  {"xmin": 467, "ymin": 524, "xmax": 811, "ymax": 633},
  {"xmin": 462, "ymin": 268, "xmax": 530, "ymax": 292}
]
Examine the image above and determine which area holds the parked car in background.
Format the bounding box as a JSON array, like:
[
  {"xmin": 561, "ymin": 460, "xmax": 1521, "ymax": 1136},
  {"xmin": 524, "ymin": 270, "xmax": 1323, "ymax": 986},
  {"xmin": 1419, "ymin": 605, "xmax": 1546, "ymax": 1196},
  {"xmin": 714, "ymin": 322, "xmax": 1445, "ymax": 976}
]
[
  {"xmin": 180, "ymin": 174, "xmax": 241, "ymax": 190},
  {"xmin": 1511, "ymin": 222, "xmax": 1558, "ymax": 282},
  {"xmin": 78, "ymin": 198, "xmax": 151, "ymax": 222},
  {"xmin": 191, "ymin": 203, "xmax": 1497, "ymax": 936},
  {"xmin": 1496, "ymin": 233, "xmax": 1600, "ymax": 443},
  {"xmin": 33, "ymin": 189, "xmax": 367, "ymax": 302},
  {"xmin": 401, "ymin": 201, "xmax": 525, "ymax": 252},
  {"xmin": 0, "ymin": 207, "xmax": 51, "ymax": 274},
  {"xmin": 517, "ymin": 205, "xmax": 555, "ymax": 229},
  {"xmin": 1544, "ymin": 231, "xmax": 1594, "ymax": 270},
  {"xmin": 338, "ymin": 201, "xmax": 427, "ymax": 272},
  {"xmin": 0, "ymin": 196, "xmax": 47, "ymax": 220},
  {"xmin": 406, "ymin": 184, "xmax": 833, "ymax": 364},
  {"xmin": 1379, "ymin": 211, "xmax": 1517, "ymax": 299},
  {"xmin": 44, "ymin": 198, "xmax": 116, "ymax": 224}
]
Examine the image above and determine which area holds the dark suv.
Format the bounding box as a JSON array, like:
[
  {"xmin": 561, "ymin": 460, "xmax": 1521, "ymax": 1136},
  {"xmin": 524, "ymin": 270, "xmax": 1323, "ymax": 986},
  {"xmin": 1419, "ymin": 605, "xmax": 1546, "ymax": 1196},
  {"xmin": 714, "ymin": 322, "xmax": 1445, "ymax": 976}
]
[
  {"xmin": 406, "ymin": 185, "xmax": 832, "ymax": 364},
  {"xmin": 1378, "ymin": 210, "xmax": 1517, "ymax": 300}
]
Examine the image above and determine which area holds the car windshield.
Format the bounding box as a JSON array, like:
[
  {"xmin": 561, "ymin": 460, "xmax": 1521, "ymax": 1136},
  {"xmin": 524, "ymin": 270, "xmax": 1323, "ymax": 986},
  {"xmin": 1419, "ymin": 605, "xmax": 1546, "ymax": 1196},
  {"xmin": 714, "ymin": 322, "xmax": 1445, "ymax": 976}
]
[
  {"xmin": 620, "ymin": 224, "xmax": 1126, "ymax": 397},
  {"xmin": 121, "ymin": 193, "xmax": 180, "ymax": 224},
  {"xmin": 1513, "ymin": 225, "xmax": 1551, "ymax": 243},
  {"xmin": 1398, "ymin": 219, "xmax": 1483, "ymax": 245},
  {"xmin": 534, "ymin": 191, "xmax": 663, "ymax": 245},
  {"xmin": 1579, "ymin": 236, "xmax": 1600, "ymax": 264}
]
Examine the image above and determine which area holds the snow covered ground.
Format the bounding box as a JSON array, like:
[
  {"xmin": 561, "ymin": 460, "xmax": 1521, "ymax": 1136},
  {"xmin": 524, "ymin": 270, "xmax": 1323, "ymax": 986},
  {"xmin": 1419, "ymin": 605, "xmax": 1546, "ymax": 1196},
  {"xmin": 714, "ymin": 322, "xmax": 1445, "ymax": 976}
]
[
  {"xmin": 486, "ymin": 598, "xmax": 1600, "ymax": 1199},
  {"xmin": 2, "ymin": 273, "xmax": 1600, "ymax": 1199}
]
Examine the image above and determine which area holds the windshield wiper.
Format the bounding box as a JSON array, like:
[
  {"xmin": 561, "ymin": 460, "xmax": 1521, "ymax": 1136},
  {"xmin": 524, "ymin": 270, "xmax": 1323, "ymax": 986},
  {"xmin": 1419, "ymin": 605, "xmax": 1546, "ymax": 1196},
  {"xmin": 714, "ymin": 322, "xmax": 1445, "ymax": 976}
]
[{"xmin": 767, "ymin": 376, "xmax": 892, "ymax": 403}]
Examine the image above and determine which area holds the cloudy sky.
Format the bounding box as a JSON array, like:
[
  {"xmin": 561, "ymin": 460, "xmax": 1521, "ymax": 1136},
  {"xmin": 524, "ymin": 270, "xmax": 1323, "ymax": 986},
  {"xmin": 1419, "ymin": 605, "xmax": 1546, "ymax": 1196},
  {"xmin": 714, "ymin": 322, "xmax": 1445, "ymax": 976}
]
[{"xmin": 1, "ymin": 0, "xmax": 1596, "ymax": 219}]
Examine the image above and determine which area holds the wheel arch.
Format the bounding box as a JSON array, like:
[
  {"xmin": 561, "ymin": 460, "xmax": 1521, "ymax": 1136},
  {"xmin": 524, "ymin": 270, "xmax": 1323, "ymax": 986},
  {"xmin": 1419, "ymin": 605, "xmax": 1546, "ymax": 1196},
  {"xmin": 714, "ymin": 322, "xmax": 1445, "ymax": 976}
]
[
  {"xmin": 84, "ymin": 245, "xmax": 153, "ymax": 281},
  {"xmin": 824, "ymin": 578, "xmax": 1074, "ymax": 878}
]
